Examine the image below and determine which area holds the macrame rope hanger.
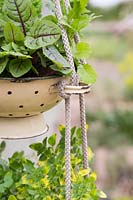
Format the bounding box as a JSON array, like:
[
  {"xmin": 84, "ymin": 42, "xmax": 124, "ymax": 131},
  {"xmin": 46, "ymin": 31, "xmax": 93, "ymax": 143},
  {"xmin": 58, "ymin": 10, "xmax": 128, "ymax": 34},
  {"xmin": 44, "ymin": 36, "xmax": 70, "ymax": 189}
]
[{"xmin": 53, "ymin": 0, "xmax": 90, "ymax": 199}]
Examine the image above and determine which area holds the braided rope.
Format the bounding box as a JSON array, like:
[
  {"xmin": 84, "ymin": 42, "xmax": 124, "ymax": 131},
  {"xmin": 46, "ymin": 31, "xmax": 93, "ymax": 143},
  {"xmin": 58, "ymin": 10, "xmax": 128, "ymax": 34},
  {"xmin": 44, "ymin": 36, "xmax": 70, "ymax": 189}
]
[
  {"xmin": 64, "ymin": 0, "xmax": 71, "ymax": 11},
  {"xmin": 74, "ymin": 33, "xmax": 89, "ymax": 170},
  {"xmin": 65, "ymin": 98, "xmax": 71, "ymax": 200},
  {"xmin": 53, "ymin": 0, "xmax": 77, "ymax": 199},
  {"xmin": 79, "ymin": 94, "xmax": 89, "ymax": 169},
  {"xmin": 53, "ymin": 0, "xmax": 90, "ymax": 199},
  {"xmin": 53, "ymin": 0, "xmax": 76, "ymax": 85},
  {"xmin": 63, "ymin": 0, "xmax": 89, "ymax": 171}
]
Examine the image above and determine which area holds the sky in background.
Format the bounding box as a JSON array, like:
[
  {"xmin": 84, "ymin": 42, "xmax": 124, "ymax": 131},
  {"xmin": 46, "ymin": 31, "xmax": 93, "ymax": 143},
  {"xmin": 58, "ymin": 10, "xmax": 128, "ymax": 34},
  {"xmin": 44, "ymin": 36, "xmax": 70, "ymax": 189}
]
[{"xmin": 90, "ymin": 0, "xmax": 125, "ymax": 8}]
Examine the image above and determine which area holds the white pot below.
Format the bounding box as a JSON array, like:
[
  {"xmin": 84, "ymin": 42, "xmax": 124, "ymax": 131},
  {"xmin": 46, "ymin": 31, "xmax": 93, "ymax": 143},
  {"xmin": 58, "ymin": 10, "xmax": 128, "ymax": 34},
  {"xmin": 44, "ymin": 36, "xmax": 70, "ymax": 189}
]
[{"xmin": 0, "ymin": 114, "xmax": 48, "ymax": 139}]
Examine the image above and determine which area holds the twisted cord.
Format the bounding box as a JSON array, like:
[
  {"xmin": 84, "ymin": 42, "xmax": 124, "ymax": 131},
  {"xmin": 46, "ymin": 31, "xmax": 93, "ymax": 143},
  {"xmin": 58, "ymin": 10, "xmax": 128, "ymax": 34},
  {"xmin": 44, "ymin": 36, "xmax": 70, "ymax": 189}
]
[
  {"xmin": 58, "ymin": 81, "xmax": 70, "ymax": 99},
  {"xmin": 74, "ymin": 33, "xmax": 89, "ymax": 170},
  {"xmin": 64, "ymin": 0, "xmax": 71, "ymax": 11},
  {"xmin": 65, "ymin": 97, "xmax": 71, "ymax": 200},
  {"xmin": 54, "ymin": 0, "xmax": 90, "ymax": 199},
  {"xmin": 53, "ymin": 0, "xmax": 76, "ymax": 86},
  {"xmin": 79, "ymin": 94, "xmax": 89, "ymax": 169},
  {"xmin": 63, "ymin": 1, "xmax": 89, "ymax": 169},
  {"xmin": 53, "ymin": 0, "xmax": 77, "ymax": 199}
]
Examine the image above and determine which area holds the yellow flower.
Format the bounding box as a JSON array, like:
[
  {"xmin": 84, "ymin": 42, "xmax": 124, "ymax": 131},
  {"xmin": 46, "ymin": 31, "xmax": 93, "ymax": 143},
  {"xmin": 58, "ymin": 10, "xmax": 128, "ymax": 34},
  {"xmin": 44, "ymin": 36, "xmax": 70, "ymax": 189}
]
[
  {"xmin": 88, "ymin": 147, "xmax": 94, "ymax": 161},
  {"xmin": 21, "ymin": 175, "xmax": 29, "ymax": 184},
  {"xmin": 90, "ymin": 172, "xmax": 97, "ymax": 181},
  {"xmin": 41, "ymin": 176, "xmax": 49, "ymax": 187},
  {"xmin": 78, "ymin": 168, "xmax": 91, "ymax": 177}
]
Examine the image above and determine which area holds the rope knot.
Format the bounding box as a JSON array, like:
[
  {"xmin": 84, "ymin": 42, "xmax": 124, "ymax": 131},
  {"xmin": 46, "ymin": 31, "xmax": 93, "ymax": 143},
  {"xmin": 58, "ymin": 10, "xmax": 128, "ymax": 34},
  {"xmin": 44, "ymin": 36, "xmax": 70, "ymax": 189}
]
[{"xmin": 58, "ymin": 80, "xmax": 70, "ymax": 99}]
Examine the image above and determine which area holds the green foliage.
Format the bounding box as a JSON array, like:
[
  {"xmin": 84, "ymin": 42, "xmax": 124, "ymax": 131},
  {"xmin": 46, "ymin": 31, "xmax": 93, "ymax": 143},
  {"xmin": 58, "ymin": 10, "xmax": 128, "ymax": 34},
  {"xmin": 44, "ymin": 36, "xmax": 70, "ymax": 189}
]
[
  {"xmin": 4, "ymin": 23, "xmax": 24, "ymax": 43},
  {"xmin": 84, "ymin": 33, "xmax": 129, "ymax": 61},
  {"xmin": 119, "ymin": 52, "xmax": 133, "ymax": 101},
  {"xmin": 0, "ymin": 0, "xmax": 97, "ymax": 83},
  {"xmin": 0, "ymin": 126, "xmax": 106, "ymax": 199},
  {"xmin": 9, "ymin": 59, "xmax": 33, "ymax": 78},
  {"xmin": 32, "ymin": 0, "xmax": 42, "ymax": 15},
  {"xmin": 43, "ymin": 46, "xmax": 72, "ymax": 75},
  {"xmin": 25, "ymin": 19, "xmax": 61, "ymax": 49},
  {"xmin": 86, "ymin": 110, "xmax": 133, "ymax": 149},
  {"xmin": 73, "ymin": 42, "xmax": 91, "ymax": 59},
  {"xmin": 88, "ymin": 2, "xmax": 133, "ymax": 21},
  {"xmin": 0, "ymin": 141, "xmax": 6, "ymax": 156},
  {"xmin": 77, "ymin": 64, "xmax": 97, "ymax": 84}
]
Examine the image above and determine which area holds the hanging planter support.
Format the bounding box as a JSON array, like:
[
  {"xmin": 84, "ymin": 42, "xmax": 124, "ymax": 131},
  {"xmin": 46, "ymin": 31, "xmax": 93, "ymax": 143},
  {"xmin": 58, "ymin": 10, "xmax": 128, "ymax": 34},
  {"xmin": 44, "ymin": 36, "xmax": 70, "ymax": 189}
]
[{"xmin": 53, "ymin": 0, "xmax": 91, "ymax": 199}]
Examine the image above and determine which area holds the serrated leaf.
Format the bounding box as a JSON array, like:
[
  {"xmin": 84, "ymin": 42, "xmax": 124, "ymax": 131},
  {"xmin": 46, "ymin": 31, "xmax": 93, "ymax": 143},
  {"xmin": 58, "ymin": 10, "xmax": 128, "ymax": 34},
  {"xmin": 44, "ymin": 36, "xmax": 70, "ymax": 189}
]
[
  {"xmin": 74, "ymin": 42, "xmax": 91, "ymax": 59},
  {"xmin": 77, "ymin": 64, "xmax": 97, "ymax": 84},
  {"xmin": 48, "ymin": 134, "xmax": 56, "ymax": 146},
  {"xmin": 9, "ymin": 59, "xmax": 32, "ymax": 77},
  {"xmin": 4, "ymin": 22, "xmax": 24, "ymax": 43},
  {"xmin": 25, "ymin": 19, "xmax": 60, "ymax": 49},
  {"xmin": 0, "ymin": 57, "xmax": 8, "ymax": 74}
]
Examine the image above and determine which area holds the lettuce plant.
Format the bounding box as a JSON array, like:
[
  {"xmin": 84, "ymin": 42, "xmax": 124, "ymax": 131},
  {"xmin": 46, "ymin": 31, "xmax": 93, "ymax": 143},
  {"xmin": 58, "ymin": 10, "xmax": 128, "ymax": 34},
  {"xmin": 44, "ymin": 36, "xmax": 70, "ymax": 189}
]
[
  {"xmin": 0, "ymin": 126, "xmax": 106, "ymax": 200},
  {"xmin": 0, "ymin": 0, "xmax": 97, "ymax": 84}
]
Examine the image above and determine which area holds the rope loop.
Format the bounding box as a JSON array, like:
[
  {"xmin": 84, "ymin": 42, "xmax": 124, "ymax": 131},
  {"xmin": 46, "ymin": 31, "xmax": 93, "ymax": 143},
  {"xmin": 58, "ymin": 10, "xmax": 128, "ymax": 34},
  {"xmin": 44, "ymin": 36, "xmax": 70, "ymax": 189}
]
[
  {"xmin": 58, "ymin": 80, "xmax": 70, "ymax": 99},
  {"xmin": 58, "ymin": 80, "xmax": 91, "ymax": 98}
]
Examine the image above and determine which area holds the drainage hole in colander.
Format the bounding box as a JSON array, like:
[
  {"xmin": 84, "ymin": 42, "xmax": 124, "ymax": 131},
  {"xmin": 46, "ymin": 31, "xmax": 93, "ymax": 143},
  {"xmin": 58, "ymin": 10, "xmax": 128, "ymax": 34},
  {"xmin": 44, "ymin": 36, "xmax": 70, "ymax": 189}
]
[
  {"xmin": 8, "ymin": 91, "xmax": 12, "ymax": 95},
  {"xmin": 19, "ymin": 105, "xmax": 24, "ymax": 108},
  {"xmin": 35, "ymin": 91, "xmax": 39, "ymax": 94}
]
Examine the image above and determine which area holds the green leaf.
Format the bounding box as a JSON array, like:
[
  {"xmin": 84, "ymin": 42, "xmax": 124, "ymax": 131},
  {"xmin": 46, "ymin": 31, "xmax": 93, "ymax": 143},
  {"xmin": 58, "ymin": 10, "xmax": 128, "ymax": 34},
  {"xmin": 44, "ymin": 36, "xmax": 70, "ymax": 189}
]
[
  {"xmin": 32, "ymin": 0, "xmax": 42, "ymax": 15},
  {"xmin": 9, "ymin": 59, "xmax": 32, "ymax": 77},
  {"xmin": 37, "ymin": 51, "xmax": 47, "ymax": 68},
  {"xmin": 0, "ymin": 141, "xmax": 6, "ymax": 152},
  {"xmin": 29, "ymin": 143, "xmax": 43, "ymax": 154},
  {"xmin": 25, "ymin": 19, "xmax": 60, "ymax": 49},
  {"xmin": 0, "ymin": 51, "xmax": 31, "ymax": 59},
  {"xmin": 48, "ymin": 134, "xmax": 56, "ymax": 146},
  {"xmin": 8, "ymin": 195, "xmax": 17, "ymax": 200},
  {"xmin": 50, "ymin": 65, "xmax": 72, "ymax": 75},
  {"xmin": 1, "ymin": 43, "xmax": 12, "ymax": 51},
  {"xmin": 74, "ymin": 42, "xmax": 91, "ymax": 59},
  {"xmin": 3, "ymin": 0, "xmax": 37, "ymax": 35},
  {"xmin": 0, "ymin": 57, "xmax": 8, "ymax": 74},
  {"xmin": 43, "ymin": 46, "xmax": 69, "ymax": 68},
  {"xmin": 4, "ymin": 22, "xmax": 24, "ymax": 43},
  {"xmin": 80, "ymin": 0, "xmax": 89, "ymax": 9},
  {"xmin": 11, "ymin": 43, "xmax": 29, "ymax": 55},
  {"xmin": 0, "ymin": 184, "xmax": 5, "ymax": 193},
  {"xmin": 77, "ymin": 64, "xmax": 97, "ymax": 84},
  {"xmin": 97, "ymin": 190, "xmax": 107, "ymax": 198},
  {"xmin": 4, "ymin": 172, "xmax": 13, "ymax": 188}
]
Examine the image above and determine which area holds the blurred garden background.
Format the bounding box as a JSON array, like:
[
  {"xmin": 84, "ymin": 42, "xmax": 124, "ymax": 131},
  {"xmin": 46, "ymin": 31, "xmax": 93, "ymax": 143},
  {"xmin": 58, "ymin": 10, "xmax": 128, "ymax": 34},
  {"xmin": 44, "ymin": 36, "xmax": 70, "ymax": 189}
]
[
  {"xmin": 84, "ymin": 0, "xmax": 133, "ymax": 199},
  {"xmin": 0, "ymin": 0, "xmax": 132, "ymax": 199}
]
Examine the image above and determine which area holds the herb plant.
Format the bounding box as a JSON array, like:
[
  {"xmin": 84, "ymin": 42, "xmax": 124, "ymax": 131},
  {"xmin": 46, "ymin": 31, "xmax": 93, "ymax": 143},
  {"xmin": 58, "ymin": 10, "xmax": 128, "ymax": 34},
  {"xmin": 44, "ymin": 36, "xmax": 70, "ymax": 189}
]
[
  {"xmin": 0, "ymin": 0, "xmax": 97, "ymax": 84},
  {"xmin": 0, "ymin": 126, "xmax": 106, "ymax": 200}
]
